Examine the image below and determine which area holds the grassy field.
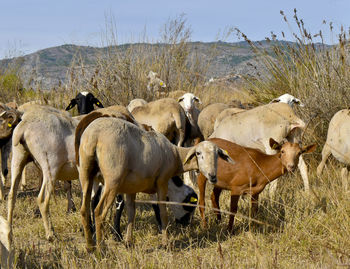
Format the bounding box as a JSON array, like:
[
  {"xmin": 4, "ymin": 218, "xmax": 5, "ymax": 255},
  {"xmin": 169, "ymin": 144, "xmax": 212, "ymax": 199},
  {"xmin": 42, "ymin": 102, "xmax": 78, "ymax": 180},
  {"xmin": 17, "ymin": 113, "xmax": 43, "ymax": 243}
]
[{"xmin": 1, "ymin": 158, "xmax": 350, "ymax": 268}]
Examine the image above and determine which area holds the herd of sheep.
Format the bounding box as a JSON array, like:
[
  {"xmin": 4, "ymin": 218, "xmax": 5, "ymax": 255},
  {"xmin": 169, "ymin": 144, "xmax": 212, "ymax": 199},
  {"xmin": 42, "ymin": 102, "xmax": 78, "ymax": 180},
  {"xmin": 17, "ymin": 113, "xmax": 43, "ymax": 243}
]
[{"xmin": 0, "ymin": 75, "xmax": 349, "ymax": 267}]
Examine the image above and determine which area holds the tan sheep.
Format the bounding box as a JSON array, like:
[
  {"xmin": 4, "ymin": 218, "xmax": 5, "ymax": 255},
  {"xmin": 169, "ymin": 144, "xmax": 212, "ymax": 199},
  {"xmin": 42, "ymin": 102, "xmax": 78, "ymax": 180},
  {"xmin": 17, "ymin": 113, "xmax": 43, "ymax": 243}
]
[
  {"xmin": 131, "ymin": 98, "xmax": 187, "ymax": 146},
  {"xmin": 77, "ymin": 116, "xmax": 234, "ymax": 250},
  {"xmin": 197, "ymin": 103, "xmax": 229, "ymax": 140}
]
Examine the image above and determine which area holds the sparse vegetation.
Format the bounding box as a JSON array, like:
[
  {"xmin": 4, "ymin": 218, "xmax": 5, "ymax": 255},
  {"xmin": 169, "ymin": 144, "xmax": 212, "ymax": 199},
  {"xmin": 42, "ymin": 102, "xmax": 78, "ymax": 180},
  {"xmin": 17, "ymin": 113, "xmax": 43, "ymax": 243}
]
[{"xmin": 1, "ymin": 11, "xmax": 350, "ymax": 268}]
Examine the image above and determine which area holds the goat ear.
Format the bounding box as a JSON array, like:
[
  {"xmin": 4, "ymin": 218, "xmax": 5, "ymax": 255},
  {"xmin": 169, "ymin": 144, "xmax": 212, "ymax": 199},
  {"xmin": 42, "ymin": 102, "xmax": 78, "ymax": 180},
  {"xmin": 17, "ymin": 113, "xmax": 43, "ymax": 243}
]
[
  {"xmin": 301, "ymin": 144, "xmax": 316, "ymax": 154},
  {"xmin": 65, "ymin": 99, "xmax": 77, "ymax": 111},
  {"xmin": 218, "ymin": 148, "xmax": 235, "ymax": 164},
  {"xmin": 183, "ymin": 147, "xmax": 196, "ymax": 165},
  {"xmin": 93, "ymin": 98, "xmax": 104, "ymax": 108},
  {"xmin": 0, "ymin": 111, "xmax": 6, "ymax": 118},
  {"xmin": 194, "ymin": 96, "xmax": 202, "ymax": 104},
  {"xmin": 269, "ymin": 138, "xmax": 281, "ymax": 150}
]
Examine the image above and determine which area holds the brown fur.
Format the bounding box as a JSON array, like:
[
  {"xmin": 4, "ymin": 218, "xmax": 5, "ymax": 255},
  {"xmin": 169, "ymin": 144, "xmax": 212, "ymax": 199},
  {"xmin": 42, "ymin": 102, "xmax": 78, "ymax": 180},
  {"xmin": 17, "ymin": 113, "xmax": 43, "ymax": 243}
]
[{"xmin": 197, "ymin": 138, "xmax": 316, "ymax": 232}]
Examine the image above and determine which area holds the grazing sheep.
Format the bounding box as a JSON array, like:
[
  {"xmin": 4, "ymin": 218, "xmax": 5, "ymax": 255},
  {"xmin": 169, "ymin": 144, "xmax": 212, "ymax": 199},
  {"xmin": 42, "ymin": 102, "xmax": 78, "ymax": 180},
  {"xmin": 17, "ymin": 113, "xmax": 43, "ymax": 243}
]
[
  {"xmin": 77, "ymin": 117, "xmax": 234, "ymax": 250},
  {"xmin": 66, "ymin": 91, "xmax": 104, "ymax": 114},
  {"xmin": 317, "ymin": 109, "xmax": 350, "ymax": 190},
  {"xmin": 127, "ymin": 98, "xmax": 147, "ymax": 113},
  {"xmin": 197, "ymin": 103, "xmax": 230, "ymax": 140},
  {"xmin": 211, "ymin": 102, "xmax": 311, "ymax": 194},
  {"xmin": 197, "ymin": 138, "xmax": 316, "ymax": 232},
  {"xmin": 0, "ymin": 215, "xmax": 13, "ymax": 269},
  {"xmin": 270, "ymin": 93, "xmax": 304, "ymax": 107},
  {"xmin": 131, "ymin": 98, "xmax": 187, "ymax": 146}
]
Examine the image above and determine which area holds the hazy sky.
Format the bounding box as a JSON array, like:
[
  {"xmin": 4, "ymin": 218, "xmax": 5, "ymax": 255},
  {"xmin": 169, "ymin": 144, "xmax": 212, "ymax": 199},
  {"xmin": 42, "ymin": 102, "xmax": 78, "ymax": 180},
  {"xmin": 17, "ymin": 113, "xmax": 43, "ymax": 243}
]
[{"xmin": 0, "ymin": 0, "xmax": 348, "ymax": 59}]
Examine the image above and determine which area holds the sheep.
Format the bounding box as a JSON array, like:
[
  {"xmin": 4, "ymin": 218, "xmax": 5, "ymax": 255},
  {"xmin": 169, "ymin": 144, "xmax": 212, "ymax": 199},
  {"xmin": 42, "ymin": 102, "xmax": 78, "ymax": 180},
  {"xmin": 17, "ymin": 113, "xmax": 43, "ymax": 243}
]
[
  {"xmin": 7, "ymin": 105, "xmax": 132, "ymax": 240},
  {"xmin": 270, "ymin": 93, "xmax": 304, "ymax": 107},
  {"xmin": 66, "ymin": 91, "xmax": 104, "ymax": 114},
  {"xmin": 211, "ymin": 102, "xmax": 311, "ymax": 194},
  {"xmin": 197, "ymin": 138, "xmax": 316, "ymax": 232},
  {"xmin": 127, "ymin": 98, "xmax": 147, "ymax": 113},
  {"xmin": 131, "ymin": 98, "xmax": 187, "ymax": 147},
  {"xmin": 177, "ymin": 93, "xmax": 203, "ymax": 144},
  {"xmin": 76, "ymin": 112, "xmax": 199, "ymax": 239},
  {"xmin": 0, "ymin": 105, "xmax": 22, "ymax": 200},
  {"xmin": 147, "ymin": 71, "xmax": 167, "ymax": 97},
  {"xmin": 197, "ymin": 103, "xmax": 230, "ymax": 140},
  {"xmin": 213, "ymin": 107, "xmax": 245, "ymax": 131},
  {"xmin": 317, "ymin": 109, "xmax": 350, "ymax": 190},
  {"xmin": 0, "ymin": 215, "xmax": 13, "ymax": 269},
  {"xmin": 77, "ymin": 117, "xmax": 234, "ymax": 250}
]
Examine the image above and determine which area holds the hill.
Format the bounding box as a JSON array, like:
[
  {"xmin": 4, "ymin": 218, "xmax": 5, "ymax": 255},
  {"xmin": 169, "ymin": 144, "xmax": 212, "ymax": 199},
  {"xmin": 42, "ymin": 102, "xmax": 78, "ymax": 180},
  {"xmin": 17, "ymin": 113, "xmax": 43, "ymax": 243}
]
[{"xmin": 0, "ymin": 41, "xmax": 275, "ymax": 89}]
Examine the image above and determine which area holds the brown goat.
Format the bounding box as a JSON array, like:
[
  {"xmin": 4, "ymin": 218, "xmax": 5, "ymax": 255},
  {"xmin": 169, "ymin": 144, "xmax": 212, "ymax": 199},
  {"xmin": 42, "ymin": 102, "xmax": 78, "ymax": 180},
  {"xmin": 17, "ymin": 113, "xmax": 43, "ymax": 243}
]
[{"xmin": 197, "ymin": 138, "xmax": 316, "ymax": 232}]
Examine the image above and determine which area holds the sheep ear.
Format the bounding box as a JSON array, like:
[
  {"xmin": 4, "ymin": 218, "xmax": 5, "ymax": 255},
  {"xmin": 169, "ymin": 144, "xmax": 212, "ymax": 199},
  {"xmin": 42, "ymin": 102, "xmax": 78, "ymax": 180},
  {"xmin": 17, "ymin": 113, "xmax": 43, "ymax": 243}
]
[
  {"xmin": 301, "ymin": 144, "xmax": 316, "ymax": 154},
  {"xmin": 93, "ymin": 98, "xmax": 104, "ymax": 108},
  {"xmin": 183, "ymin": 147, "xmax": 196, "ymax": 165},
  {"xmin": 294, "ymin": 99, "xmax": 305, "ymax": 107},
  {"xmin": 270, "ymin": 98, "xmax": 280, "ymax": 104},
  {"xmin": 65, "ymin": 99, "xmax": 77, "ymax": 111},
  {"xmin": 218, "ymin": 148, "xmax": 235, "ymax": 164},
  {"xmin": 269, "ymin": 138, "xmax": 282, "ymax": 150},
  {"xmin": 177, "ymin": 97, "xmax": 184, "ymax": 103},
  {"xmin": 194, "ymin": 96, "xmax": 202, "ymax": 104},
  {"xmin": 0, "ymin": 111, "xmax": 6, "ymax": 118}
]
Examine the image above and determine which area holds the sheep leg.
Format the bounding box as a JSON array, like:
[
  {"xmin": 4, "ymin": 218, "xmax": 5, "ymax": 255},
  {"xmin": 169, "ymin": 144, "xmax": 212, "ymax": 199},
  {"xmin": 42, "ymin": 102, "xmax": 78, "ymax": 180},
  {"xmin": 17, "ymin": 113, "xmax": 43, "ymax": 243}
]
[
  {"xmin": 157, "ymin": 185, "xmax": 169, "ymax": 246},
  {"xmin": 19, "ymin": 165, "xmax": 27, "ymax": 190},
  {"xmin": 125, "ymin": 193, "xmax": 136, "ymax": 247},
  {"xmin": 80, "ymin": 169, "xmax": 95, "ymax": 251},
  {"xmin": 94, "ymin": 184, "xmax": 117, "ymax": 248},
  {"xmin": 64, "ymin": 181, "xmax": 76, "ymax": 213},
  {"xmin": 317, "ymin": 143, "xmax": 331, "ymax": 177},
  {"xmin": 37, "ymin": 172, "xmax": 55, "ymax": 241},
  {"xmin": 7, "ymin": 145, "xmax": 29, "ymax": 227},
  {"xmin": 112, "ymin": 194, "xmax": 124, "ymax": 240},
  {"xmin": 298, "ymin": 156, "xmax": 309, "ymax": 193},
  {"xmin": 210, "ymin": 187, "xmax": 222, "ymax": 222},
  {"xmin": 341, "ymin": 167, "xmax": 349, "ymax": 191},
  {"xmin": 197, "ymin": 173, "xmax": 207, "ymax": 228},
  {"xmin": 228, "ymin": 194, "xmax": 240, "ymax": 234}
]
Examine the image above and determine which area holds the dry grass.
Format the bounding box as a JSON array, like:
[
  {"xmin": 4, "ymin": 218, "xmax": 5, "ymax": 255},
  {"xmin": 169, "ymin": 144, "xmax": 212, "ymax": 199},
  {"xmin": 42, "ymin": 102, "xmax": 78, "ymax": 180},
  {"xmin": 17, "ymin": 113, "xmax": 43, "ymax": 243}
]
[{"xmin": 1, "ymin": 161, "xmax": 350, "ymax": 268}]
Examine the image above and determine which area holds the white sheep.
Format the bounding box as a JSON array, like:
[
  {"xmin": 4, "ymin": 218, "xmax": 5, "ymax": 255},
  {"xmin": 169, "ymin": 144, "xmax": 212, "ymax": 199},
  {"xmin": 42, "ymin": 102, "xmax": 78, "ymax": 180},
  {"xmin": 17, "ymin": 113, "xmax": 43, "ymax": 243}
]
[
  {"xmin": 270, "ymin": 93, "xmax": 304, "ymax": 107},
  {"xmin": 77, "ymin": 117, "xmax": 234, "ymax": 250}
]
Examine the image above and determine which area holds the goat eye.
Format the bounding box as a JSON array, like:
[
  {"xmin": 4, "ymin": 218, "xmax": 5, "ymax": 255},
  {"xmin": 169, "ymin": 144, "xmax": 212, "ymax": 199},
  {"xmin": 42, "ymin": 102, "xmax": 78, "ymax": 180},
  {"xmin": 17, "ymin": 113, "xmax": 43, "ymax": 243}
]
[{"xmin": 281, "ymin": 150, "xmax": 285, "ymax": 154}]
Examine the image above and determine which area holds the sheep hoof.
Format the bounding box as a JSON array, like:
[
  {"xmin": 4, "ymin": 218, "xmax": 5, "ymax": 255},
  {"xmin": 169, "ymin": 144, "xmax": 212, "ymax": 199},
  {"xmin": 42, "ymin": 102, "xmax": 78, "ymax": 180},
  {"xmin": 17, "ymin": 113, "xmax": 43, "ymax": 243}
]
[{"xmin": 46, "ymin": 232, "xmax": 55, "ymax": 242}]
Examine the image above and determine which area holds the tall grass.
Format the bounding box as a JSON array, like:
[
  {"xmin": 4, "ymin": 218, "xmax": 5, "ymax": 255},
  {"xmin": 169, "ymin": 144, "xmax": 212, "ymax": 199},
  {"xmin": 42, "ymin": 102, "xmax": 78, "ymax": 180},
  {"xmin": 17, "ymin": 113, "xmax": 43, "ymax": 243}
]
[{"xmin": 236, "ymin": 9, "xmax": 350, "ymax": 144}]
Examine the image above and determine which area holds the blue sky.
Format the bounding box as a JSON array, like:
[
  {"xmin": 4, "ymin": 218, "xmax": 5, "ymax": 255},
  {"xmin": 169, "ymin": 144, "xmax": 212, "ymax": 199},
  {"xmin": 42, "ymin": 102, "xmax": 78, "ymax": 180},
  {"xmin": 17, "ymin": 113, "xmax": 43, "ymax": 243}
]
[{"xmin": 0, "ymin": 0, "xmax": 348, "ymax": 59}]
